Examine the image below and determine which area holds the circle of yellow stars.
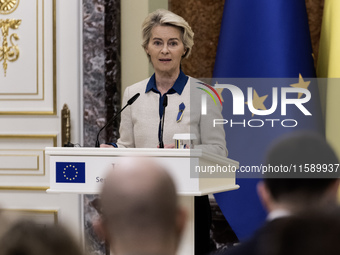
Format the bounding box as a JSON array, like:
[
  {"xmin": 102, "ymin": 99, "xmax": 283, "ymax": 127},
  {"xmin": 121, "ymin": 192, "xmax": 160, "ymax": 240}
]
[{"xmin": 63, "ymin": 165, "xmax": 78, "ymax": 181}]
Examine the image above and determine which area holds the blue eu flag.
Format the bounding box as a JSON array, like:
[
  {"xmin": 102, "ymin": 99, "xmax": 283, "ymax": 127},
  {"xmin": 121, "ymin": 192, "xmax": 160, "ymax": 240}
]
[
  {"xmin": 213, "ymin": 0, "xmax": 323, "ymax": 241},
  {"xmin": 56, "ymin": 162, "xmax": 86, "ymax": 183}
]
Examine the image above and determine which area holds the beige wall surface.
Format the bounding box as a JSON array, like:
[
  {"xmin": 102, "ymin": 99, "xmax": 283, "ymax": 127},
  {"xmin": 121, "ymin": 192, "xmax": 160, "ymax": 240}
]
[{"xmin": 121, "ymin": 0, "xmax": 168, "ymax": 99}]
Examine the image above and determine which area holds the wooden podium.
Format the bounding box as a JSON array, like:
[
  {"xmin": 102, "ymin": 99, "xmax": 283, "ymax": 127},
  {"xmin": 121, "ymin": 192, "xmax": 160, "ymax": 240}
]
[{"xmin": 45, "ymin": 147, "xmax": 239, "ymax": 255}]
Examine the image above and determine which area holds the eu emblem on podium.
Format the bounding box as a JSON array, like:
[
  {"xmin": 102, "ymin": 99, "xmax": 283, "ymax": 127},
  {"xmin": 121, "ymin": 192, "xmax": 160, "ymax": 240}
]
[{"xmin": 56, "ymin": 162, "xmax": 85, "ymax": 183}]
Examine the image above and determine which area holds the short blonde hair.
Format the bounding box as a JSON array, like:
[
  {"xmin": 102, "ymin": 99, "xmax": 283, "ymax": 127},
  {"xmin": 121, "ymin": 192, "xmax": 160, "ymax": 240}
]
[{"xmin": 142, "ymin": 9, "xmax": 194, "ymax": 60}]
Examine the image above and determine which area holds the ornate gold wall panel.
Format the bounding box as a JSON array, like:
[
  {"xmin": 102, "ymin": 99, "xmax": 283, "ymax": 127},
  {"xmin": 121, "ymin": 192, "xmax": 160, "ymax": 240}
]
[
  {"xmin": 0, "ymin": 153, "xmax": 39, "ymax": 171},
  {"xmin": 0, "ymin": 0, "xmax": 56, "ymax": 115},
  {"xmin": 1, "ymin": 208, "xmax": 58, "ymax": 225},
  {"xmin": 0, "ymin": 19, "xmax": 21, "ymax": 76},
  {"xmin": 0, "ymin": 134, "xmax": 56, "ymax": 189},
  {"xmin": 0, "ymin": 0, "xmax": 20, "ymax": 14}
]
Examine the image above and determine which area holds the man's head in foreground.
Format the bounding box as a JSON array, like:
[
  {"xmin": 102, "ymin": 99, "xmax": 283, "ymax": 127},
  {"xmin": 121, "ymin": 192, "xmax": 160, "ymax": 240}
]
[
  {"xmin": 258, "ymin": 131, "xmax": 340, "ymax": 214},
  {"xmin": 99, "ymin": 157, "xmax": 186, "ymax": 255}
]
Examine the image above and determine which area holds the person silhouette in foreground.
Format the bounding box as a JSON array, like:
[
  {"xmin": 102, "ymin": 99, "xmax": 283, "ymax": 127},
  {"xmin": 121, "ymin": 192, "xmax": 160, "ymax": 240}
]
[
  {"xmin": 98, "ymin": 157, "xmax": 187, "ymax": 255},
  {"xmin": 256, "ymin": 208, "xmax": 340, "ymax": 255},
  {"xmin": 222, "ymin": 131, "xmax": 339, "ymax": 255},
  {"xmin": 0, "ymin": 220, "xmax": 83, "ymax": 255}
]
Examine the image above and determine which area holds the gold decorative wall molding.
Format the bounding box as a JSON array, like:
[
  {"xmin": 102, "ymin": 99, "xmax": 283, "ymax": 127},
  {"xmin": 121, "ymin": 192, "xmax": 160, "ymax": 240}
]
[
  {"xmin": 0, "ymin": 186, "xmax": 49, "ymax": 191},
  {"xmin": 0, "ymin": 0, "xmax": 20, "ymax": 14},
  {"xmin": 0, "ymin": 0, "xmax": 57, "ymax": 115},
  {"xmin": 1, "ymin": 208, "xmax": 58, "ymax": 224},
  {"xmin": 0, "ymin": 134, "xmax": 57, "ymax": 189},
  {"xmin": 0, "ymin": 19, "xmax": 21, "ymax": 77},
  {"xmin": 61, "ymin": 104, "xmax": 71, "ymax": 146},
  {"xmin": 0, "ymin": 134, "xmax": 57, "ymax": 146},
  {"xmin": 0, "ymin": 154, "xmax": 39, "ymax": 171}
]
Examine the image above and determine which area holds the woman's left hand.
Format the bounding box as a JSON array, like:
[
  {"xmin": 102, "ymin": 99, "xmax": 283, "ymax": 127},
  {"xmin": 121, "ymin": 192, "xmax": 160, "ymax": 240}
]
[{"xmin": 157, "ymin": 144, "xmax": 175, "ymax": 149}]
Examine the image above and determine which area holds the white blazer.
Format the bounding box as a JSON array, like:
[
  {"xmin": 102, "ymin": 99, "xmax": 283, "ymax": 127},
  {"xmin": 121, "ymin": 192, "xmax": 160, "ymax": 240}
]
[{"xmin": 117, "ymin": 76, "xmax": 228, "ymax": 157}]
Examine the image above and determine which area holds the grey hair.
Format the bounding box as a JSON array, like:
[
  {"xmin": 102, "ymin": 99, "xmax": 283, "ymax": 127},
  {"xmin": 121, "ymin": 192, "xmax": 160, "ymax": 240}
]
[{"xmin": 141, "ymin": 9, "xmax": 194, "ymax": 60}]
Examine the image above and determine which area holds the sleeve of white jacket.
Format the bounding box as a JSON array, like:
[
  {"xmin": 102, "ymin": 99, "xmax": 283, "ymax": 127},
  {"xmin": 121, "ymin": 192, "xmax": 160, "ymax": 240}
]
[
  {"xmin": 116, "ymin": 86, "xmax": 135, "ymax": 148},
  {"xmin": 193, "ymin": 84, "xmax": 228, "ymax": 157}
]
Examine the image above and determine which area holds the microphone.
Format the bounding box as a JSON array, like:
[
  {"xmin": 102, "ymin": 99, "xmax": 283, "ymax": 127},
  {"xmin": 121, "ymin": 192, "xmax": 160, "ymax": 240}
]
[
  {"xmin": 127, "ymin": 92, "xmax": 140, "ymax": 105},
  {"xmin": 95, "ymin": 93, "xmax": 140, "ymax": 147},
  {"xmin": 159, "ymin": 95, "xmax": 168, "ymax": 149}
]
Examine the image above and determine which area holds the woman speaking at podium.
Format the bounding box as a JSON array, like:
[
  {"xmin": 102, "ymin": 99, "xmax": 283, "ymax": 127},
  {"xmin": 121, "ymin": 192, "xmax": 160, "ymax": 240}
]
[
  {"xmin": 102, "ymin": 9, "xmax": 227, "ymax": 156},
  {"xmin": 101, "ymin": 9, "xmax": 227, "ymax": 255}
]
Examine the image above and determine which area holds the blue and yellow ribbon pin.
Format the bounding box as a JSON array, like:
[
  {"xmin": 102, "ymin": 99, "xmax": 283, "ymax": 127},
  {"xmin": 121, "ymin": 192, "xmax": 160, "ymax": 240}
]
[{"xmin": 176, "ymin": 103, "xmax": 185, "ymax": 122}]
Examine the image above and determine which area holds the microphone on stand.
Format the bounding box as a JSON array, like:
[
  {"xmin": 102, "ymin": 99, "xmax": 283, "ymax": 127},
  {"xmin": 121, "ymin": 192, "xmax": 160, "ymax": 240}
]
[
  {"xmin": 159, "ymin": 95, "xmax": 168, "ymax": 149},
  {"xmin": 95, "ymin": 93, "xmax": 140, "ymax": 147}
]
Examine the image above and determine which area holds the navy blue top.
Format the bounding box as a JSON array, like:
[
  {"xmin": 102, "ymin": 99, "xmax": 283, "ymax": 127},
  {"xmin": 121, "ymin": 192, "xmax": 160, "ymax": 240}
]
[
  {"xmin": 145, "ymin": 70, "xmax": 188, "ymax": 145},
  {"xmin": 145, "ymin": 69, "xmax": 188, "ymax": 119}
]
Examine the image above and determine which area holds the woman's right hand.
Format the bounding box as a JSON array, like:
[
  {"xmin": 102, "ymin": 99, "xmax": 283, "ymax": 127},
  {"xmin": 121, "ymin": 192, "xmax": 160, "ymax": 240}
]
[
  {"xmin": 157, "ymin": 144, "xmax": 175, "ymax": 149},
  {"xmin": 100, "ymin": 144, "xmax": 114, "ymax": 148}
]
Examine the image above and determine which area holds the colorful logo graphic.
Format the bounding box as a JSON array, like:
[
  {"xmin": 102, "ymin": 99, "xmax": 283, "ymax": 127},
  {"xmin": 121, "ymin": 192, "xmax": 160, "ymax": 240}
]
[
  {"xmin": 197, "ymin": 82, "xmax": 223, "ymax": 115},
  {"xmin": 196, "ymin": 82, "xmax": 223, "ymax": 106}
]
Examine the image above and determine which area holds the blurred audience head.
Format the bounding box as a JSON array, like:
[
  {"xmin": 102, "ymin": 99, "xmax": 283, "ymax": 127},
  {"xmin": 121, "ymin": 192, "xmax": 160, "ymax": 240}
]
[
  {"xmin": 258, "ymin": 131, "xmax": 339, "ymax": 213},
  {"xmin": 258, "ymin": 208, "xmax": 340, "ymax": 255},
  {"xmin": 0, "ymin": 210, "xmax": 10, "ymax": 241},
  {"xmin": 0, "ymin": 220, "xmax": 83, "ymax": 255},
  {"xmin": 99, "ymin": 157, "xmax": 186, "ymax": 255}
]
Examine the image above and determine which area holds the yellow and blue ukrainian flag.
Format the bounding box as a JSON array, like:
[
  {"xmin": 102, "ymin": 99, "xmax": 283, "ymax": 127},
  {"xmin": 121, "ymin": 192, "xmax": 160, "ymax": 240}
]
[
  {"xmin": 317, "ymin": 0, "xmax": 340, "ymax": 200},
  {"xmin": 317, "ymin": 0, "xmax": 340, "ymax": 163},
  {"xmin": 213, "ymin": 0, "xmax": 323, "ymax": 240}
]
